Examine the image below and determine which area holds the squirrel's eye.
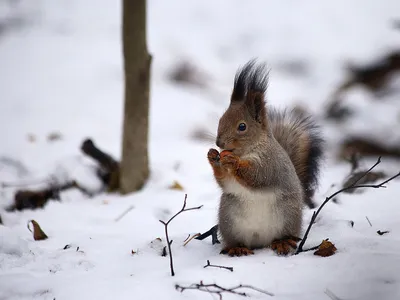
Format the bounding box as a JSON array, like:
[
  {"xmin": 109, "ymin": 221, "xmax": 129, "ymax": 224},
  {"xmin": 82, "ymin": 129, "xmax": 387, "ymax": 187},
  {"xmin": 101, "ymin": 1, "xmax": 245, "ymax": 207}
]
[{"xmin": 238, "ymin": 123, "xmax": 247, "ymax": 132}]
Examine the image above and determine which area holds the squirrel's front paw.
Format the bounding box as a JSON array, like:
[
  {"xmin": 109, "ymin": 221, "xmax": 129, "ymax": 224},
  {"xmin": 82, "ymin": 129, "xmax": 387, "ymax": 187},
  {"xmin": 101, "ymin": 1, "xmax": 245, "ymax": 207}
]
[
  {"xmin": 207, "ymin": 148, "xmax": 220, "ymax": 164},
  {"xmin": 220, "ymin": 153, "xmax": 239, "ymax": 171}
]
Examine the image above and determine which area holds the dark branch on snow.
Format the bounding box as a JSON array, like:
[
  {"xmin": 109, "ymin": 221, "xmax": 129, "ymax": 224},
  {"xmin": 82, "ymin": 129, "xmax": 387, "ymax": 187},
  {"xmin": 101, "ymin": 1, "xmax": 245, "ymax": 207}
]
[
  {"xmin": 296, "ymin": 156, "xmax": 400, "ymax": 254},
  {"xmin": 203, "ymin": 260, "xmax": 233, "ymax": 272},
  {"xmin": 175, "ymin": 280, "xmax": 274, "ymax": 299},
  {"xmin": 159, "ymin": 194, "xmax": 202, "ymax": 276}
]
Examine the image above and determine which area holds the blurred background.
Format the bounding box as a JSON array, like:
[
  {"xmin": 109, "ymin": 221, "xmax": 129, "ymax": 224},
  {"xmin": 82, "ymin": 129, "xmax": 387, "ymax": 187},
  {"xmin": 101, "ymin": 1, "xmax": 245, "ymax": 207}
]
[
  {"xmin": 1, "ymin": 2, "xmax": 400, "ymax": 299},
  {"xmin": 0, "ymin": 0, "xmax": 400, "ymax": 206}
]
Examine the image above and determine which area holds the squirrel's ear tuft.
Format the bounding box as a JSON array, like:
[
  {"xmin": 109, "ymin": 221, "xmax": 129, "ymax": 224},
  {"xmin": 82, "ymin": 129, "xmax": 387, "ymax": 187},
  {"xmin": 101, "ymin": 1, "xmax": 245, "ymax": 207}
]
[
  {"xmin": 231, "ymin": 59, "xmax": 269, "ymax": 102},
  {"xmin": 231, "ymin": 60, "xmax": 257, "ymax": 102},
  {"xmin": 230, "ymin": 59, "xmax": 269, "ymax": 126}
]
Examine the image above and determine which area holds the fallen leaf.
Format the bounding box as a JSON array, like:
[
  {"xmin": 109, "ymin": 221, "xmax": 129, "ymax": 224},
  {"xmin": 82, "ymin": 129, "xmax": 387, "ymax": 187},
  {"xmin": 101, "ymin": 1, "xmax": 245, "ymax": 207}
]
[
  {"xmin": 27, "ymin": 220, "xmax": 48, "ymax": 241},
  {"xmin": 131, "ymin": 250, "xmax": 137, "ymax": 255},
  {"xmin": 377, "ymin": 230, "xmax": 390, "ymax": 236},
  {"xmin": 314, "ymin": 240, "xmax": 337, "ymax": 257},
  {"xmin": 168, "ymin": 181, "xmax": 184, "ymax": 191}
]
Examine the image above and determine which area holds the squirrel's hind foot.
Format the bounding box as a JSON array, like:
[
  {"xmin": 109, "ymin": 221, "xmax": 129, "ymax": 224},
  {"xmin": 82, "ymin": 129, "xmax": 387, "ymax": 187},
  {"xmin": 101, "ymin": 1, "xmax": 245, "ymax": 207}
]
[
  {"xmin": 220, "ymin": 246, "xmax": 254, "ymax": 257},
  {"xmin": 270, "ymin": 236, "xmax": 301, "ymax": 256}
]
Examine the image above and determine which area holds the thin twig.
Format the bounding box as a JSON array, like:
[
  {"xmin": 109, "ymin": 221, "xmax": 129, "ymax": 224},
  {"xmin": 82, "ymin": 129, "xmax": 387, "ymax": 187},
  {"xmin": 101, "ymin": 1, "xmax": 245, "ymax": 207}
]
[
  {"xmin": 183, "ymin": 233, "xmax": 201, "ymax": 246},
  {"xmin": 296, "ymin": 156, "xmax": 400, "ymax": 254},
  {"xmin": 377, "ymin": 230, "xmax": 389, "ymax": 236},
  {"xmin": 114, "ymin": 205, "xmax": 134, "ymax": 222},
  {"xmin": 301, "ymin": 238, "xmax": 330, "ymax": 252},
  {"xmin": 203, "ymin": 260, "xmax": 234, "ymax": 272},
  {"xmin": 183, "ymin": 234, "xmax": 191, "ymax": 243},
  {"xmin": 325, "ymin": 288, "xmax": 343, "ymax": 300},
  {"xmin": 175, "ymin": 281, "xmax": 274, "ymax": 298},
  {"xmin": 159, "ymin": 194, "xmax": 203, "ymax": 276},
  {"xmin": 350, "ymin": 156, "xmax": 381, "ymax": 186},
  {"xmin": 365, "ymin": 216, "xmax": 372, "ymax": 227}
]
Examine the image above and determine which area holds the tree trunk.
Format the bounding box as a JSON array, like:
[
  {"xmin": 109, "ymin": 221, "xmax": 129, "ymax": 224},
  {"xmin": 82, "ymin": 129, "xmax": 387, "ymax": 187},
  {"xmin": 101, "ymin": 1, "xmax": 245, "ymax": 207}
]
[{"xmin": 120, "ymin": 0, "xmax": 151, "ymax": 194}]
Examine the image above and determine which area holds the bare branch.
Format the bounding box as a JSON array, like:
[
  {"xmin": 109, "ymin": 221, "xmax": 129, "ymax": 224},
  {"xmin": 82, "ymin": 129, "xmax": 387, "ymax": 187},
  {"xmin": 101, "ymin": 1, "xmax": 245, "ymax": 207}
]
[
  {"xmin": 365, "ymin": 216, "xmax": 372, "ymax": 227},
  {"xmin": 296, "ymin": 157, "xmax": 400, "ymax": 254},
  {"xmin": 351, "ymin": 156, "xmax": 381, "ymax": 185},
  {"xmin": 203, "ymin": 260, "xmax": 233, "ymax": 272},
  {"xmin": 159, "ymin": 194, "xmax": 203, "ymax": 276},
  {"xmin": 175, "ymin": 281, "xmax": 274, "ymax": 298}
]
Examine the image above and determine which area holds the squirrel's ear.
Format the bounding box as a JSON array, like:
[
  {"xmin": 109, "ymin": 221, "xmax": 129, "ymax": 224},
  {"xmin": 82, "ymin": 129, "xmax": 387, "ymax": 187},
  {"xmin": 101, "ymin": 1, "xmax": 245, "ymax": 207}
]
[{"xmin": 245, "ymin": 92, "xmax": 267, "ymax": 126}]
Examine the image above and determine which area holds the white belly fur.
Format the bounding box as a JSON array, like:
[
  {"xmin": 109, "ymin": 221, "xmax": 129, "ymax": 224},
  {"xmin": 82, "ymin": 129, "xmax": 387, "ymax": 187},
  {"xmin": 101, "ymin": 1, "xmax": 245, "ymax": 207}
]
[{"xmin": 224, "ymin": 178, "xmax": 284, "ymax": 248}]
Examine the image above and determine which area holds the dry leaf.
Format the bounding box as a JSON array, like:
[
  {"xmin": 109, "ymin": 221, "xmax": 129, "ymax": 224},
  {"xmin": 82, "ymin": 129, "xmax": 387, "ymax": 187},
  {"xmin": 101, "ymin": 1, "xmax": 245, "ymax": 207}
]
[
  {"xmin": 27, "ymin": 220, "xmax": 48, "ymax": 241},
  {"xmin": 314, "ymin": 240, "xmax": 337, "ymax": 257},
  {"xmin": 168, "ymin": 181, "xmax": 184, "ymax": 191}
]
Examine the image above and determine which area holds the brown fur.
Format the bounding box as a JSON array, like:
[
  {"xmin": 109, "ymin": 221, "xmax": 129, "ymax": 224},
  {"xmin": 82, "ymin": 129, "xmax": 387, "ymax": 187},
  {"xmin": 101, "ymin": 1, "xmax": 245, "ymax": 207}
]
[{"xmin": 268, "ymin": 108, "xmax": 324, "ymax": 208}]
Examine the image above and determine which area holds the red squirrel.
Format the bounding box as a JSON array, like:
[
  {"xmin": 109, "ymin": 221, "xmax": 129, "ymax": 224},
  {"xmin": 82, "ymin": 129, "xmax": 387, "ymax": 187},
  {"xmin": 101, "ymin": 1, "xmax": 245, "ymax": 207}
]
[{"xmin": 207, "ymin": 60, "xmax": 324, "ymax": 256}]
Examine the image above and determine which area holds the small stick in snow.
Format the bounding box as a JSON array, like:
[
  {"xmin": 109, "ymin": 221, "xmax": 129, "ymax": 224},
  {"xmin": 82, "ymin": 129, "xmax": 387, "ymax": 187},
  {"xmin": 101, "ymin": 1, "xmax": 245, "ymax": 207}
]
[
  {"xmin": 161, "ymin": 246, "xmax": 167, "ymax": 257},
  {"xmin": 296, "ymin": 156, "xmax": 400, "ymax": 254},
  {"xmin": 183, "ymin": 233, "xmax": 201, "ymax": 246},
  {"xmin": 183, "ymin": 234, "xmax": 191, "ymax": 243},
  {"xmin": 175, "ymin": 281, "xmax": 274, "ymax": 298},
  {"xmin": 114, "ymin": 205, "xmax": 135, "ymax": 222},
  {"xmin": 365, "ymin": 216, "xmax": 373, "ymax": 227},
  {"xmin": 377, "ymin": 230, "xmax": 389, "ymax": 236},
  {"xmin": 159, "ymin": 194, "xmax": 203, "ymax": 276},
  {"xmin": 203, "ymin": 260, "xmax": 233, "ymax": 272},
  {"xmin": 195, "ymin": 224, "xmax": 220, "ymax": 244},
  {"xmin": 301, "ymin": 238, "xmax": 330, "ymax": 253},
  {"xmin": 325, "ymin": 288, "xmax": 343, "ymax": 300}
]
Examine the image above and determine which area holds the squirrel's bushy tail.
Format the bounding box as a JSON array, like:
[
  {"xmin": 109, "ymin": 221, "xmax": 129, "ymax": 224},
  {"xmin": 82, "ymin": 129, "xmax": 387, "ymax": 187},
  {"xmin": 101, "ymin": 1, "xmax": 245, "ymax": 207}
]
[{"xmin": 268, "ymin": 108, "xmax": 324, "ymax": 208}]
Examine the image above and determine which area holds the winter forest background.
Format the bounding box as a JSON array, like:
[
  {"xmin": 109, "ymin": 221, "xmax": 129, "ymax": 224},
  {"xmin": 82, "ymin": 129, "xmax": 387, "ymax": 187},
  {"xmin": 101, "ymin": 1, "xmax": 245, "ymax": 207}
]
[{"xmin": 1, "ymin": 1, "xmax": 400, "ymax": 299}]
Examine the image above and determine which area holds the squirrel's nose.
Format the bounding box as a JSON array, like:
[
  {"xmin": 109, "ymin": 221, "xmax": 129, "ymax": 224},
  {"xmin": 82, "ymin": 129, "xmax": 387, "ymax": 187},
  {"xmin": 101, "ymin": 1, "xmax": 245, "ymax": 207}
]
[{"xmin": 216, "ymin": 137, "xmax": 225, "ymax": 149}]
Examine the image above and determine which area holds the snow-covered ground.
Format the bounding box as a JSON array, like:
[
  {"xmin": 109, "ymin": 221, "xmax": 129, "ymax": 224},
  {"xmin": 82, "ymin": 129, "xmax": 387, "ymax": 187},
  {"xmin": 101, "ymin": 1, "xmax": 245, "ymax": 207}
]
[{"xmin": 1, "ymin": 0, "xmax": 400, "ymax": 299}]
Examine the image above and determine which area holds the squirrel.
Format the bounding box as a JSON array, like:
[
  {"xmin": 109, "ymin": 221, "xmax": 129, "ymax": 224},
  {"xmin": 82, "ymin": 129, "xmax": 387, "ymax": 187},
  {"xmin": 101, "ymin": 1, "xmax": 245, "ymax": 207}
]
[{"xmin": 207, "ymin": 59, "xmax": 324, "ymax": 256}]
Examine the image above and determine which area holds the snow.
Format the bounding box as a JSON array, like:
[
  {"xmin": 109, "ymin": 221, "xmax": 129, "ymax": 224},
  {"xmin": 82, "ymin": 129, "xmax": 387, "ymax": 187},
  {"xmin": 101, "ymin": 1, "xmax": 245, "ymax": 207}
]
[{"xmin": 1, "ymin": 0, "xmax": 400, "ymax": 299}]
